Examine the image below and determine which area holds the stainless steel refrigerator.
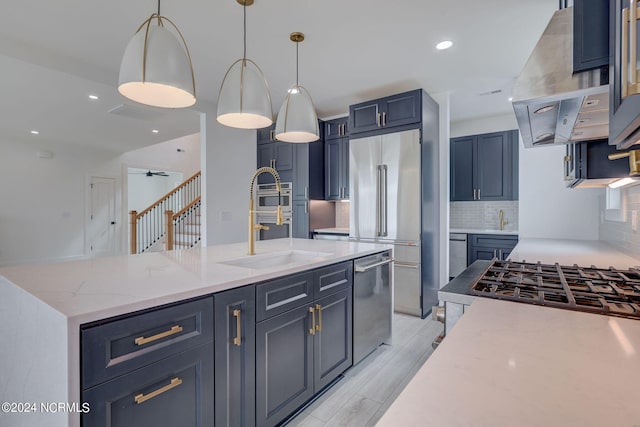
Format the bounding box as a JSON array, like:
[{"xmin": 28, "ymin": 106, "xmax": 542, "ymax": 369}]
[{"xmin": 349, "ymin": 129, "xmax": 423, "ymax": 316}]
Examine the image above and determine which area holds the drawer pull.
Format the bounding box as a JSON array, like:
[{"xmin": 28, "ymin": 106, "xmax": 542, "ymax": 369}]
[
  {"xmin": 315, "ymin": 304, "xmax": 322, "ymax": 332},
  {"xmin": 135, "ymin": 325, "xmax": 183, "ymax": 346},
  {"xmin": 309, "ymin": 306, "xmax": 316, "ymax": 335},
  {"xmin": 233, "ymin": 309, "xmax": 242, "ymax": 347},
  {"xmin": 134, "ymin": 377, "xmax": 182, "ymax": 404}
]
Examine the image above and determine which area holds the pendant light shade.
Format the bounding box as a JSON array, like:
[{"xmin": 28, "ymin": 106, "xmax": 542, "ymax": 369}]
[
  {"xmin": 217, "ymin": 1, "xmax": 273, "ymax": 129},
  {"xmin": 275, "ymin": 32, "xmax": 319, "ymax": 143},
  {"xmin": 118, "ymin": 8, "xmax": 196, "ymax": 108}
]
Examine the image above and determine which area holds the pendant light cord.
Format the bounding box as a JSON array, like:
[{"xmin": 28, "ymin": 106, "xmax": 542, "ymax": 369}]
[
  {"xmin": 296, "ymin": 41, "xmax": 299, "ymax": 86},
  {"xmin": 156, "ymin": 0, "xmax": 161, "ymax": 25},
  {"xmin": 243, "ymin": 2, "xmax": 247, "ymax": 59}
]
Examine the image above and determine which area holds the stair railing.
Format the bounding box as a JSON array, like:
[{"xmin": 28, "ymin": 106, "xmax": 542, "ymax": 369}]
[
  {"xmin": 130, "ymin": 171, "xmax": 201, "ymax": 254},
  {"xmin": 165, "ymin": 196, "xmax": 202, "ymax": 251}
]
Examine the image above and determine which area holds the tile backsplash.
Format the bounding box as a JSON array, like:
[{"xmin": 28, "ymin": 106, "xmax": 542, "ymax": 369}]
[
  {"xmin": 335, "ymin": 201, "xmax": 349, "ymax": 228},
  {"xmin": 600, "ymin": 185, "xmax": 640, "ymax": 259},
  {"xmin": 450, "ymin": 201, "xmax": 519, "ymax": 231}
]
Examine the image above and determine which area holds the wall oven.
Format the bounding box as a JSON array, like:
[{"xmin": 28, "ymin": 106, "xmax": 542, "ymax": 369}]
[{"xmin": 255, "ymin": 182, "xmax": 292, "ymax": 240}]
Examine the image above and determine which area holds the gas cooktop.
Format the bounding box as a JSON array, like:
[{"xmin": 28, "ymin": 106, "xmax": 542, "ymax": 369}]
[{"xmin": 470, "ymin": 259, "xmax": 640, "ymax": 319}]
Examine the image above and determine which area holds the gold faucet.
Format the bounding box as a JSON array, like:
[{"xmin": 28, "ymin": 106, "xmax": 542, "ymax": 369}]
[
  {"xmin": 499, "ymin": 209, "xmax": 508, "ymax": 231},
  {"xmin": 248, "ymin": 167, "xmax": 283, "ymax": 255}
]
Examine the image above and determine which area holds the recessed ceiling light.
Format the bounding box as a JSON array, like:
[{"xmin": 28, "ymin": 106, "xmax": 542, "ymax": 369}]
[
  {"xmin": 152, "ymin": 129, "xmax": 159, "ymax": 133},
  {"xmin": 88, "ymin": 94, "xmax": 99, "ymax": 100},
  {"xmin": 435, "ymin": 40, "xmax": 453, "ymax": 50},
  {"xmin": 508, "ymin": 97, "xmax": 513, "ymax": 102},
  {"xmin": 30, "ymin": 130, "xmax": 39, "ymax": 135}
]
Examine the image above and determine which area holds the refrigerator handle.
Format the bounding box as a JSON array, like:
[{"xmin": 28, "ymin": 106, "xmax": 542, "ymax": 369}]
[
  {"xmin": 381, "ymin": 164, "xmax": 388, "ymax": 237},
  {"xmin": 376, "ymin": 165, "xmax": 382, "ymax": 237}
]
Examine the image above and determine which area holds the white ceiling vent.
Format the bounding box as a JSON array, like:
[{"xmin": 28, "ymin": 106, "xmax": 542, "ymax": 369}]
[{"xmin": 107, "ymin": 104, "xmax": 166, "ymax": 121}]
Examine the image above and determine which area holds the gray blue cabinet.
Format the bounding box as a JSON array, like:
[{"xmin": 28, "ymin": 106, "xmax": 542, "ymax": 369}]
[
  {"xmin": 468, "ymin": 234, "xmax": 518, "ymax": 264},
  {"xmin": 565, "ymin": 139, "xmax": 630, "ymax": 187},
  {"xmin": 257, "ymin": 123, "xmax": 294, "ymax": 184},
  {"xmin": 450, "ymin": 130, "xmax": 519, "ymax": 201},
  {"xmin": 349, "ymin": 90, "xmax": 421, "ymax": 135},
  {"xmin": 255, "ymin": 261, "xmax": 353, "ymax": 427},
  {"xmin": 573, "ymin": 0, "xmax": 609, "ymax": 72},
  {"xmin": 81, "ymin": 297, "xmax": 215, "ymax": 426},
  {"xmin": 214, "ymin": 286, "xmax": 256, "ymax": 427},
  {"xmin": 325, "ymin": 117, "xmax": 349, "ymax": 200},
  {"xmin": 610, "ymin": 0, "xmax": 640, "ymax": 149}
]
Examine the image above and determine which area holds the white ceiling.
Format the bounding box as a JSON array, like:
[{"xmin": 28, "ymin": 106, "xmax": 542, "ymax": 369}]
[{"xmin": 0, "ymin": 0, "xmax": 558, "ymax": 153}]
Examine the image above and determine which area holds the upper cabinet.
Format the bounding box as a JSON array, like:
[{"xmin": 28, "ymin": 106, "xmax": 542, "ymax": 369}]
[
  {"xmin": 257, "ymin": 123, "xmax": 294, "ymax": 184},
  {"xmin": 610, "ymin": 0, "xmax": 640, "ymax": 149},
  {"xmin": 324, "ymin": 117, "xmax": 349, "ymax": 201},
  {"xmin": 573, "ymin": 0, "xmax": 610, "ymax": 72},
  {"xmin": 349, "ymin": 90, "xmax": 421, "ymax": 135},
  {"xmin": 450, "ymin": 130, "xmax": 519, "ymax": 202}
]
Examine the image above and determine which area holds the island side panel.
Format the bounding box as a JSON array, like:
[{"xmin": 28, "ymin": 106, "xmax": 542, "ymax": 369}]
[{"xmin": 0, "ymin": 276, "xmax": 71, "ymax": 427}]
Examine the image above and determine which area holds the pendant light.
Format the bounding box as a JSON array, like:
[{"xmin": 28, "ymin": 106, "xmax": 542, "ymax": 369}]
[
  {"xmin": 275, "ymin": 32, "xmax": 319, "ymax": 143},
  {"xmin": 118, "ymin": 0, "xmax": 196, "ymax": 108},
  {"xmin": 217, "ymin": 0, "xmax": 273, "ymax": 129}
]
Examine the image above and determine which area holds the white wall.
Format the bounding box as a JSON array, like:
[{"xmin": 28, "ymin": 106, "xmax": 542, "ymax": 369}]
[
  {"xmin": 0, "ymin": 132, "xmax": 201, "ymax": 266},
  {"xmin": 127, "ymin": 170, "xmax": 184, "ymax": 214},
  {"xmin": 451, "ymin": 113, "xmax": 603, "ymax": 240},
  {"xmin": 203, "ymin": 113, "xmax": 256, "ymax": 245},
  {"xmin": 0, "ymin": 137, "xmax": 118, "ymax": 266}
]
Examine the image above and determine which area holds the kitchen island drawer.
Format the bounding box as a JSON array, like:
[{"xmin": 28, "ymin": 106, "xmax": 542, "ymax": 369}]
[
  {"xmin": 256, "ymin": 271, "xmax": 314, "ymax": 322},
  {"xmin": 81, "ymin": 297, "xmax": 213, "ymax": 389},
  {"xmin": 83, "ymin": 342, "xmax": 214, "ymax": 426},
  {"xmin": 313, "ymin": 261, "xmax": 353, "ymax": 299}
]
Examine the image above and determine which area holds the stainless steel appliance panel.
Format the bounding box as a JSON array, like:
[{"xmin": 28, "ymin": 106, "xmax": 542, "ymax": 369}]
[
  {"xmin": 449, "ymin": 233, "xmax": 468, "ymax": 278},
  {"xmin": 353, "ymin": 251, "xmax": 392, "ymax": 364},
  {"xmin": 349, "ymin": 135, "xmax": 382, "ymax": 239},
  {"xmin": 392, "ymin": 244, "xmax": 421, "ymax": 316},
  {"xmin": 380, "ymin": 130, "xmax": 421, "ymax": 241}
]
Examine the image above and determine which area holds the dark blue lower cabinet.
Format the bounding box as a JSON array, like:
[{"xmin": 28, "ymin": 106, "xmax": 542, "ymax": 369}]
[
  {"xmin": 467, "ymin": 234, "xmax": 519, "ymax": 264},
  {"xmin": 82, "ymin": 343, "xmax": 214, "ymax": 426},
  {"xmin": 314, "ymin": 289, "xmax": 353, "ymax": 392},
  {"xmin": 215, "ymin": 286, "xmax": 256, "ymax": 427},
  {"xmin": 256, "ymin": 305, "xmax": 315, "ymax": 427}
]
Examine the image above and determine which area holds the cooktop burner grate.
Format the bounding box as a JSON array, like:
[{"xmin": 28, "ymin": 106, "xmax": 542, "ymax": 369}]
[{"xmin": 470, "ymin": 259, "xmax": 640, "ymax": 319}]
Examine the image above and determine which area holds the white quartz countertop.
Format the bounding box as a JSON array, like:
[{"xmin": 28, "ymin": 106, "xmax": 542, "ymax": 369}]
[
  {"xmin": 378, "ymin": 298, "xmax": 640, "ymax": 426},
  {"xmin": 450, "ymin": 228, "xmax": 518, "ymax": 235},
  {"xmin": 509, "ymin": 238, "xmax": 640, "ymax": 269},
  {"xmin": 0, "ymin": 238, "xmax": 389, "ymax": 325}
]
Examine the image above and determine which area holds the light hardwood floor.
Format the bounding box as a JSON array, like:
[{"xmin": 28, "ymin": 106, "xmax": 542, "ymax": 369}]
[{"xmin": 286, "ymin": 314, "xmax": 444, "ymax": 427}]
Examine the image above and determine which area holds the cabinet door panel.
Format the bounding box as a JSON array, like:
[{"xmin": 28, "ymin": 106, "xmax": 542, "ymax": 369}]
[
  {"xmin": 215, "ymin": 286, "xmax": 256, "ymax": 427},
  {"xmin": 450, "ymin": 136, "xmax": 475, "ymax": 201},
  {"xmin": 475, "ymin": 132, "xmax": 511, "ymax": 201},
  {"xmin": 469, "ymin": 247, "xmax": 497, "ymax": 263},
  {"xmin": 256, "ymin": 306, "xmax": 314, "ymax": 427},
  {"xmin": 350, "ymin": 101, "xmax": 381, "ymax": 134},
  {"xmin": 83, "ymin": 343, "xmax": 214, "ymax": 427},
  {"xmin": 292, "ymin": 199, "xmax": 310, "ymax": 239},
  {"xmin": 258, "ymin": 143, "xmax": 274, "ymax": 184},
  {"xmin": 314, "ymin": 289, "xmax": 352, "ymax": 392},
  {"xmin": 381, "ymin": 91, "xmax": 421, "ymax": 128},
  {"xmin": 341, "ymin": 138, "xmax": 350, "ymax": 199},
  {"xmin": 325, "ymin": 140, "xmax": 341, "ymax": 200},
  {"xmin": 293, "ymin": 144, "xmax": 309, "ymax": 199},
  {"xmin": 256, "ymin": 271, "xmax": 314, "ymax": 321},
  {"xmin": 274, "ymin": 142, "xmax": 294, "ymax": 172}
]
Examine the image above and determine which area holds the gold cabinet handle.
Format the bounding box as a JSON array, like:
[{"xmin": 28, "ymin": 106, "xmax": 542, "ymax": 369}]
[
  {"xmin": 609, "ymin": 150, "xmax": 640, "ymax": 176},
  {"xmin": 135, "ymin": 325, "xmax": 183, "ymax": 346},
  {"xmin": 315, "ymin": 304, "xmax": 322, "ymax": 332},
  {"xmin": 478, "ymin": 189, "xmax": 481, "ymax": 200},
  {"xmin": 233, "ymin": 309, "xmax": 242, "ymax": 347},
  {"xmin": 309, "ymin": 307, "xmax": 316, "ymax": 335},
  {"xmin": 270, "ymin": 129, "xmax": 275, "ymax": 141},
  {"xmin": 473, "ymin": 189, "xmax": 477, "ymax": 200},
  {"xmin": 376, "ymin": 112, "xmax": 381, "ymax": 127},
  {"xmin": 134, "ymin": 377, "xmax": 182, "ymax": 404},
  {"xmin": 382, "ymin": 111, "xmax": 387, "ymax": 127},
  {"xmin": 609, "ymin": 151, "xmax": 633, "ymax": 160}
]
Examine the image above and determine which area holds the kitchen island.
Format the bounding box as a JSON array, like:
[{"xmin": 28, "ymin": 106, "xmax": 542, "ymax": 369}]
[{"xmin": 0, "ymin": 238, "xmax": 390, "ymax": 427}]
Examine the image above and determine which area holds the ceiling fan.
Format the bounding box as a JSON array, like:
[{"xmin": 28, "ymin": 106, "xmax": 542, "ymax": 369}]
[{"xmin": 130, "ymin": 170, "xmax": 170, "ymax": 177}]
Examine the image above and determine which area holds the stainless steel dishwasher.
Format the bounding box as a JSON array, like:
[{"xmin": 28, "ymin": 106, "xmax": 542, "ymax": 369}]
[{"xmin": 353, "ymin": 250, "xmax": 392, "ymax": 364}]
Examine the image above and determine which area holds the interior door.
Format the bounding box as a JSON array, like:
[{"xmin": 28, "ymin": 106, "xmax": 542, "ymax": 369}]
[
  {"xmin": 381, "ymin": 129, "xmax": 421, "ymax": 242},
  {"xmin": 349, "ymin": 135, "xmax": 382, "ymax": 239},
  {"xmin": 89, "ymin": 176, "xmax": 116, "ymax": 257}
]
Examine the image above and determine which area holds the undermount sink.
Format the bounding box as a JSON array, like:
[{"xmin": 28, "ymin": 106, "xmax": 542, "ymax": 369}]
[{"xmin": 220, "ymin": 250, "xmax": 332, "ymax": 270}]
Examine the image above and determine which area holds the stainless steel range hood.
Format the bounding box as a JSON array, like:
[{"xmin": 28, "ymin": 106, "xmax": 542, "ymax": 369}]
[{"xmin": 512, "ymin": 7, "xmax": 609, "ymax": 148}]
